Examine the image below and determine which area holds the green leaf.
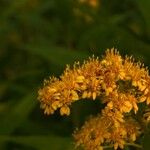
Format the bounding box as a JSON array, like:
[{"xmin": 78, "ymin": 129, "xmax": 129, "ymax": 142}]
[
  {"xmin": 24, "ymin": 43, "xmax": 89, "ymax": 67},
  {"xmin": 143, "ymin": 133, "xmax": 150, "ymax": 150},
  {"xmin": 0, "ymin": 93, "xmax": 36, "ymax": 134},
  {"xmin": 137, "ymin": 0, "xmax": 150, "ymax": 35},
  {"xmin": 0, "ymin": 135, "xmax": 73, "ymax": 150}
]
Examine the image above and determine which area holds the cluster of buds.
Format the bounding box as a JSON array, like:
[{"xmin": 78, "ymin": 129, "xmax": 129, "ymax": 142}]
[{"xmin": 38, "ymin": 49, "xmax": 150, "ymax": 150}]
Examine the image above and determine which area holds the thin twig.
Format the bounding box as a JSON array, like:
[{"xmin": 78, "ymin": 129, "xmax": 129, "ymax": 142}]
[
  {"xmin": 102, "ymin": 142, "xmax": 143, "ymax": 149},
  {"xmin": 125, "ymin": 143, "xmax": 143, "ymax": 149}
]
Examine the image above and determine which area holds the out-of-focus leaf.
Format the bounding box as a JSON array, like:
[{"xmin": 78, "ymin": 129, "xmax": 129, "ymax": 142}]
[
  {"xmin": 24, "ymin": 43, "xmax": 89, "ymax": 66},
  {"xmin": 143, "ymin": 133, "xmax": 150, "ymax": 150},
  {"xmin": 112, "ymin": 27, "xmax": 150, "ymax": 63},
  {"xmin": 0, "ymin": 93, "xmax": 36, "ymax": 134},
  {"xmin": 137, "ymin": 0, "xmax": 150, "ymax": 35},
  {"xmin": 0, "ymin": 135, "xmax": 73, "ymax": 150},
  {"xmin": 0, "ymin": 81, "xmax": 10, "ymax": 98}
]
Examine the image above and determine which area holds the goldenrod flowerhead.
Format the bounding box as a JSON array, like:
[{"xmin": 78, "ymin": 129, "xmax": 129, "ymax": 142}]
[{"xmin": 38, "ymin": 48, "xmax": 150, "ymax": 150}]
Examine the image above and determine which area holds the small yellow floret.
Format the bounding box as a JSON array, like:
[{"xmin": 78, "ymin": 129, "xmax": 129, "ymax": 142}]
[{"xmin": 60, "ymin": 106, "xmax": 70, "ymax": 116}]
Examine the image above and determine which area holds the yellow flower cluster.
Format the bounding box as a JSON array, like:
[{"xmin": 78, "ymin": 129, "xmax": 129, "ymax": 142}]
[
  {"xmin": 38, "ymin": 48, "xmax": 150, "ymax": 150},
  {"xmin": 74, "ymin": 114, "xmax": 141, "ymax": 150},
  {"xmin": 74, "ymin": 108, "xmax": 141, "ymax": 150}
]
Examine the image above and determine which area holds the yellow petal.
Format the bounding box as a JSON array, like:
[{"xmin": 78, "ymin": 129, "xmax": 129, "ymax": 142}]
[
  {"xmin": 44, "ymin": 107, "xmax": 54, "ymax": 115},
  {"xmin": 132, "ymin": 81, "xmax": 137, "ymax": 87},
  {"xmin": 124, "ymin": 101, "xmax": 131, "ymax": 107},
  {"xmin": 138, "ymin": 82, "xmax": 146, "ymax": 91},
  {"xmin": 76, "ymin": 76, "xmax": 85, "ymax": 83},
  {"xmin": 119, "ymin": 71, "xmax": 125, "ymax": 79},
  {"xmin": 130, "ymin": 133, "xmax": 136, "ymax": 141},
  {"xmin": 139, "ymin": 96, "xmax": 146, "ymax": 103},
  {"xmin": 101, "ymin": 60, "xmax": 107, "ymax": 65},
  {"xmin": 81, "ymin": 84, "xmax": 87, "ymax": 90},
  {"xmin": 82, "ymin": 91, "xmax": 88, "ymax": 99},
  {"xmin": 107, "ymin": 101, "xmax": 113, "ymax": 109},
  {"xmin": 92, "ymin": 92, "xmax": 97, "ymax": 100},
  {"xmin": 53, "ymin": 93, "xmax": 61, "ymax": 100},
  {"xmin": 44, "ymin": 107, "xmax": 49, "ymax": 114},
  {"xmin": 87, "ymin": 91, "xmax": 92, "ymax": 98},
  {"xmin": 106, "ymin": 87, "xmax": 113, "ymax": 96},
  {"xmin": 147, "ymin": 116, "xmax": 150, "ymax": 122},
  {"xmin": 146, "ymin": 97, "xmax": 150, "ymax": 105},
  {"xmin": 102, "ymin": 83, "xmax": 106, "ymax": 89},
  {"xmin": 124, "ymin": 101, "xmax": 132, "ymax": 111},
  {"xmin": 98, "ymin": 146, "xmax": 103, "ymax": 150},
  {"xmin": 60, "ymin": 106, "xmax": 70, "ymax": 116},
  {"xmin": 71, "ymin": 90, "xmax": 79, "ymax": 101},
  {"xmin": 48, "ymin": 87, "xmax": 57, "ymax": 93},
  {"xmin": 114, "ymin": 143, "xmax": 119, "ymax": 150},
  {"xmin": 108, "ymin": 87, "xmax": 113, "ymax": 94},
  {"xmin": 133, "ymin": 102, "xmax": 138, "ymax": 113},
  {"xmin": 140, "ymin": 85, "xmax": 146, "ymax": 91},
  {"xmin": 144, "ymin": 88, "xmax": 149, "ymax": 95},
  {"xmin": 52, "ymin": 101, "xmax": 60, "ymax": 110},
  {"xmin": 121, "ymin": 106, "xmax": 131, "ymax": 112},
  {"xmin": 119, "ymin": 140, "xmax": 125, "ymax": 149}
]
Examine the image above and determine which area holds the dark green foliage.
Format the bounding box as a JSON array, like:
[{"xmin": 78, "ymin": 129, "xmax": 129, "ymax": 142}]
[{"xmin": 0, "ymin": 0, "xmax": 150, "ymax": 149}]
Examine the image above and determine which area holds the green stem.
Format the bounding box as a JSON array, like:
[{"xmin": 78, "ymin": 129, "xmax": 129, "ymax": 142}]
[
  {"xmin": 125, "ymin": 143, "xmax": 143, "ymax": 149},
  {"xmin": 102, "ymin": 143, "xmax": 143, "ymax": 149},
  {"xmin": 103, "ymin": 145, "xmax": 114, "ymax": 149}
]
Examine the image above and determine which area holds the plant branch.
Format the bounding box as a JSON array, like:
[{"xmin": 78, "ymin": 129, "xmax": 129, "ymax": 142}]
[{"xmin": 102, "ymin": 142, "xmax": 143, "ymax": 149}]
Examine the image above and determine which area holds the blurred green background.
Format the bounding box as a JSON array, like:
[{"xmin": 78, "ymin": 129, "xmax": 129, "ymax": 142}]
[{"xmin": 0, "ymin": 0, "xmax": 150, "ymax": 150}]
